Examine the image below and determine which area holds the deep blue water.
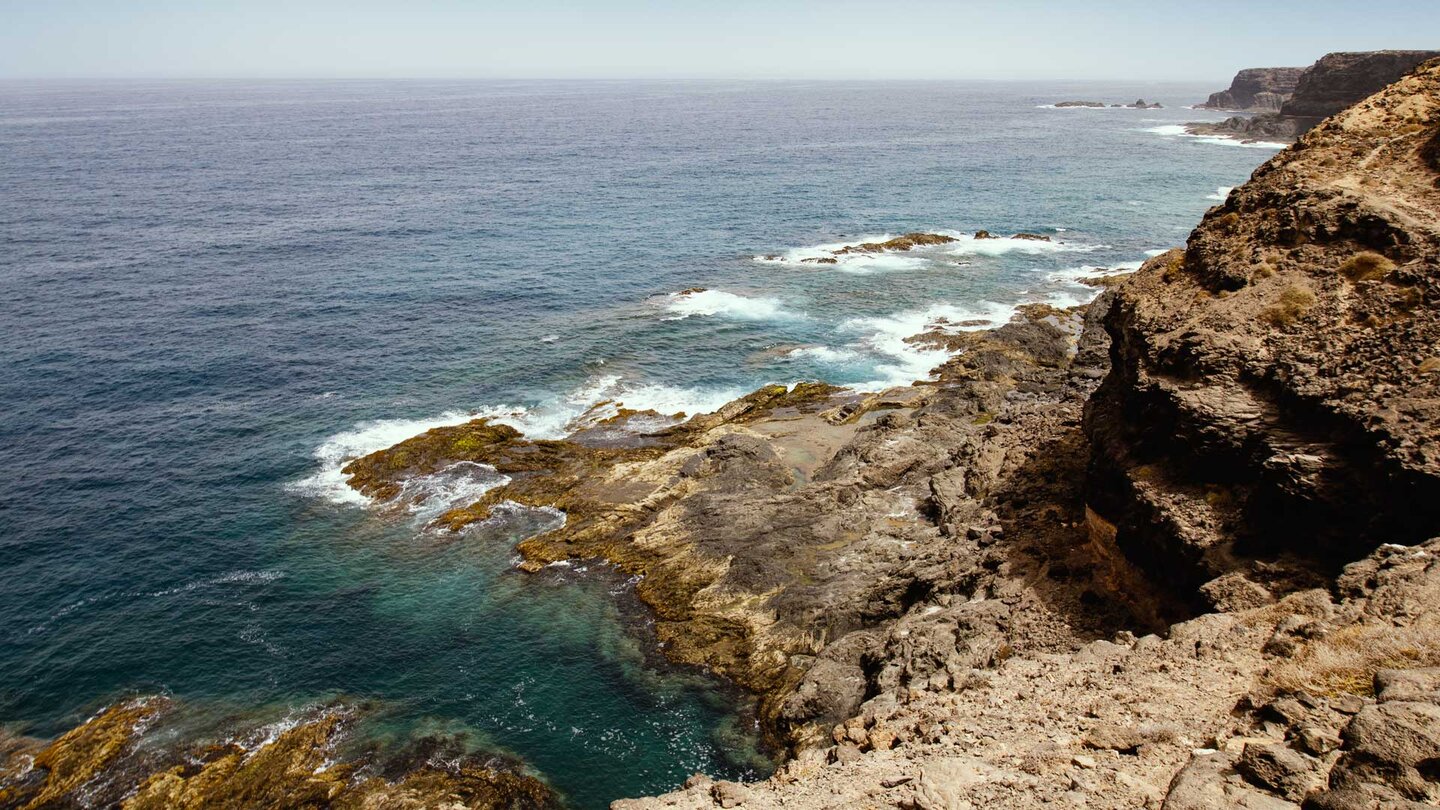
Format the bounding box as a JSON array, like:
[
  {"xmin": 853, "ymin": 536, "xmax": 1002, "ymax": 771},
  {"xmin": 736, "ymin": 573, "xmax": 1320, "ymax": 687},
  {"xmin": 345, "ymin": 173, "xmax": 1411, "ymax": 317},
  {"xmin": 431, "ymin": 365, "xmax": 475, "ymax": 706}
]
[{"xmin": 0, "ymin": 79, "xmax": 1275, "ymax": 807}]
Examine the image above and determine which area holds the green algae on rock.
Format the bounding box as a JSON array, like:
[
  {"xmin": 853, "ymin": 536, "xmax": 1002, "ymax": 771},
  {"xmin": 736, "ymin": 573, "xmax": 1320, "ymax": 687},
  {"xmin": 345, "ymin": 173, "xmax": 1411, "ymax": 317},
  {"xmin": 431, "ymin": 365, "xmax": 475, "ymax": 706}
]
[{"xmin": 0, "ymin": 700, "xmax": 555, "ymax": 810}]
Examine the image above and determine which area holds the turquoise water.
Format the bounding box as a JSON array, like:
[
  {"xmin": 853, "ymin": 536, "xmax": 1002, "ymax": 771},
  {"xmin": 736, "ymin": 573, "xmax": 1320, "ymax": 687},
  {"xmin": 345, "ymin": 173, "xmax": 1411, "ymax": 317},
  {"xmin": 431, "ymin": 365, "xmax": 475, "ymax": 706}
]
[{"xmin": 0, "ymin": 79, "xmax": 1274, "ymax": 806}]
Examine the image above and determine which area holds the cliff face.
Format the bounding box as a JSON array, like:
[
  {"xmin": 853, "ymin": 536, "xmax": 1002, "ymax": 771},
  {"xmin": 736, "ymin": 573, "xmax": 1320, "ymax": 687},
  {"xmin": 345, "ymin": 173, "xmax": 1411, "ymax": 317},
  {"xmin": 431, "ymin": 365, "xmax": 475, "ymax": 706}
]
[
  {"xmin": 1281, "ymin": 50, "xmax": 1440, "ymax": 119},
  {"xmin": 1088, "ymin": 56, "xmax": 1440, "ymax": 607},
  {"xmin": 1199, "ymin": 66, "xmax": 1305, "ymax": 111},
  {"xmin": 1190, "ymin": 50, "xmax": 1440, "ymax": 142}
]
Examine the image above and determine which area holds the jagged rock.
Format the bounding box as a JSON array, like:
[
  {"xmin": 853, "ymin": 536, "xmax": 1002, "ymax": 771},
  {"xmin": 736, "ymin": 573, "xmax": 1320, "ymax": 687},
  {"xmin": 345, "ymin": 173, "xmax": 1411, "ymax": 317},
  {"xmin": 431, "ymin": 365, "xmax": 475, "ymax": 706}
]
[
  {"xmin": 831, "ymin": 233, "xmax": 957, "ymax": 255},
  {"xmin": 1234, "ymin": 743, "xmax": 1320, "ymax": 800},
  {"xmin": 1087, "ymin": 57, "xmax": 1440, "ymax": 606},
  {"xmin": 1281, "ymin": 50, "xmax": 1440, "ymax": 119},
  {"xmin": 1374, "ymin": 667, "xmax": 1440, "ymax": 704},
  {"xmin": 1083, "ymin": 723, "xmax": 1146, "ymax": 754},
  {"xmin": 711, "ymin": 780, "xmax": 751, "ymax": 807},
  {"xmin": 1164, "ymin": 751, "xmax": 1300, "ymax": 809}
]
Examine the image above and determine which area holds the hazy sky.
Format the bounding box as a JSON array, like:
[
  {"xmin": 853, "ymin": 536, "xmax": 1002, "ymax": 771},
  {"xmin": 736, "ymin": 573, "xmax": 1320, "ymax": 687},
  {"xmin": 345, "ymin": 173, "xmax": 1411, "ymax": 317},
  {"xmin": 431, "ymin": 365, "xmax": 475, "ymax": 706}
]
[{"xmin": 3, "ymin": 0, "xmax": 1438, "ymax": 82}]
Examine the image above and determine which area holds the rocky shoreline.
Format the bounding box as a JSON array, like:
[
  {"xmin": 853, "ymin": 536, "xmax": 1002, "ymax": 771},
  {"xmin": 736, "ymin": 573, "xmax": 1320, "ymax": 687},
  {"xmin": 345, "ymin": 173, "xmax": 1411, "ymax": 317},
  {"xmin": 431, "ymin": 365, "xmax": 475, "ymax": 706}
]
[
  {"xmin": 5, "ymin": 58, "xmax": 1439, "ymax": 810},
  {"xmin": 0, "ymin": 698, "xmax": 556, "ymax": 809}
]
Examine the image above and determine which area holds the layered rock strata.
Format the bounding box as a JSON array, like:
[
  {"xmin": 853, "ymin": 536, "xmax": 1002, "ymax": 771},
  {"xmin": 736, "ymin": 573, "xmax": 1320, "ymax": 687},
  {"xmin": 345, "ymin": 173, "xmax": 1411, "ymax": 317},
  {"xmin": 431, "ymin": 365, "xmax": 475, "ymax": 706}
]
[
  {"xmin": 1198, "ymin": 67, "xmax": 1305, "ymax": 111},
  {"xmin": 1190, "ymin": 50, "xmax": 1439, "ymax": 143}
]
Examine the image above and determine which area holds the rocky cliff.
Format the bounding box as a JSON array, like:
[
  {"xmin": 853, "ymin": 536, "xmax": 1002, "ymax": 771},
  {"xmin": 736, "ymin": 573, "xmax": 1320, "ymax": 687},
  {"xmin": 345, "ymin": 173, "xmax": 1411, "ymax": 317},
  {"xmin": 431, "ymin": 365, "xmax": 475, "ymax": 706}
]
[
  {"xmin": 1198, "ymin": 67, "xmax": 1305, "ymax": 111},
  {"xmin": 628, "ymin": 56, "xmax": 1440, "ymax": 809},
  {"xmin": 1091, "ymin": 56, "xmax": 1440, "ymax": 606},
  {"xmin": 1189, "ymin": 50, "xmax": 1440, "ymax": 143}
]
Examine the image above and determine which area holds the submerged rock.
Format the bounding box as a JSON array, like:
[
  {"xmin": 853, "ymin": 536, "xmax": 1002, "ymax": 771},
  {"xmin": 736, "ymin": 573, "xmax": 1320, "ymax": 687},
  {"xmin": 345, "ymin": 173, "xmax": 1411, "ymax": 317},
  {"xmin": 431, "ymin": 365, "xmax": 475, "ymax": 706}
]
[{"xmin": 0, "ymin": 700, "xmax": 555, "ymax": 810}]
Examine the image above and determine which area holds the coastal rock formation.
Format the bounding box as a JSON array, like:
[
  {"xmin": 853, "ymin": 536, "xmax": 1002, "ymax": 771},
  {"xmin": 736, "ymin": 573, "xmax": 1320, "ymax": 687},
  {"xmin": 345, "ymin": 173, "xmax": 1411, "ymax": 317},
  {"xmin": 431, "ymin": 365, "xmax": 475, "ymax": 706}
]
[
  {"xmin": 1053, "ymin": 100, "xmax": 1162, "ymax": 109},
  {"xmin": 1189, "ymin": 50, "xmax": 1439, "ymax": 143},
  {"xmin": 1089, "ymin": 56, "xmax": 1440, "ymax": 607},
  {"xmin": 1282, "ymin": 50, "xmax": 1440, "ymax": 119},
  {"xmin": 338, "ymin": 295, "xmax": 1147, "ymax": 760},
  {"xmin": 830, "ymin": 232, "xmax": 956, "ymax": 255},
  {"xmin": 1198, "ymin": 67, "xmax": 1305, "ymax": 111},
  {"xmin": 621, "ymin": 57, "xmax": 1440, "ymax": 810},
  {"xmin": 0, "ymin": 699, "xmax": 555, "ymax": 809}
]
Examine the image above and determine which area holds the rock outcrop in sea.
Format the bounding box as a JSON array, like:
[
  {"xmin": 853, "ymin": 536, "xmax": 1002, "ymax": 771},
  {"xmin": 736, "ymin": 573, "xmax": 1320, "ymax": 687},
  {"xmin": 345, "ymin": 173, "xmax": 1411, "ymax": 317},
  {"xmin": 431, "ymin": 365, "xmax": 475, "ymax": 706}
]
[
  {"xmin": 5, "ymin": 56, "xmax": 1440, "ymax": 810},
  {"xmin": 1189, "ymin": 50, "xmax": 1439, "ymax": 143},
  {"xmin": 0, "ymin": 698, "xmax": 555, "ymax": 809},
  {"xmin": 1197, "ymin": 66, "xmax": 1305, "ymax": 111},
  {"xmin": 1054, "ymin": 99, "xmax": 1162, "ymax": 109}
]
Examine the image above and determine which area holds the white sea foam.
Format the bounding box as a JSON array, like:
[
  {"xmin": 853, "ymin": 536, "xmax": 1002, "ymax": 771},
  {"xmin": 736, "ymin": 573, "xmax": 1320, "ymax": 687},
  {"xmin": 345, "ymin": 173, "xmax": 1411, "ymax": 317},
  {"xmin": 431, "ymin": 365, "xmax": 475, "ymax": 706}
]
[
  {"xmin": 1044, "ymin": 262, "xmax": 1146, "ymax": 286},
  {"xmin": 396, "ymin": 461, "xmax": 512, "ymax": 522},
  {"xmin": 755, "ymin": 231, "xmax": 1102, "ymax": 272},
  {"xmin": 1144, "ymin": 125, "xmax": 1286, "ymax": 150},
  {"xmin": 293, "ymin": 375, "xmax": 748, "ymax": 508},
  {"xmin": 1144, "ymin": 248, "xmax": 1171, "ymax": 257},
  {"xmin": 787, "ymin": 345, "xmax": 863, "ymax": 364},
  {"xmin": 662, "ymin": 289, "xmax": 799, "ymax": 321},
  {"xmin": 467, "ymin": 501, "xmax": 567, "ymax": 535},
  {"xmin": 754, "ymin": 235, "xmax": 933, "ymax": 274},
  {"xmin": 840, "ymin": 301, "xmax": 1021, "ymax": 391},
  {"xmin": 942, "ymin": 233, "xmax": 1103, "ymax": 257},
  {"xmin": 475, "ymin": 375, "xmax": 744, "ymax": 440},
  {"xmin": 1206, "ymin": 186, "xmax": 1234, "ymax": 201},
  {"xmin": 288, "ymin": 411, "xmax": 477, "ymax": 505},
  {"xmin": 1195, "ymin": 136, "xmax": 1287, "ymax": 150}
]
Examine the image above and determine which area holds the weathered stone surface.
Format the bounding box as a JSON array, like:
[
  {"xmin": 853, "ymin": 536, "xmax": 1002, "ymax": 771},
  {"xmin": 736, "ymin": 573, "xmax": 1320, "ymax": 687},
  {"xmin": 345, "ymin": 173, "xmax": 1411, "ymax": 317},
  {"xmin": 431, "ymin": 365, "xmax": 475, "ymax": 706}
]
[
  {"xmin": 1088, "ymin": 57, "xmax": 1440, "ymax": 605},
  {"xmin": 1198, "ymin": 67, "xmax": 1305, "ymax": 111}
]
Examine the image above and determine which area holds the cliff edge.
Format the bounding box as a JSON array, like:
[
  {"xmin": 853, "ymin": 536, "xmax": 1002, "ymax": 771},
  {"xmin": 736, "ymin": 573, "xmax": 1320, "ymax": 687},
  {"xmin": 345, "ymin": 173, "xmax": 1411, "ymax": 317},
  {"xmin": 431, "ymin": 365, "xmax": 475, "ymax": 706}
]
[{"xmin": 1190, "ymin": 50, "xmax": 1439, "ymax": 143}]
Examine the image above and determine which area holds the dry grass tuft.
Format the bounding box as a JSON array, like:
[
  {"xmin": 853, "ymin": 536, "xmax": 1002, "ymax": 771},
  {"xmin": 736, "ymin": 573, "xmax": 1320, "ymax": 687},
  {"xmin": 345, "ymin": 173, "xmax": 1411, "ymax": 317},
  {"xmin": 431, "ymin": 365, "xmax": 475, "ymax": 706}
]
[
  {"xmin": 1339, "ymin": 251, "xmax": 1396, "ymax": 282},
  {"xmin": 1267, "ymin": 621, "xmax": 1440, "ymax": 697},
  {"xmin": 1261, "ymin": 285, "xmax": 1316, "ymax": 326}
]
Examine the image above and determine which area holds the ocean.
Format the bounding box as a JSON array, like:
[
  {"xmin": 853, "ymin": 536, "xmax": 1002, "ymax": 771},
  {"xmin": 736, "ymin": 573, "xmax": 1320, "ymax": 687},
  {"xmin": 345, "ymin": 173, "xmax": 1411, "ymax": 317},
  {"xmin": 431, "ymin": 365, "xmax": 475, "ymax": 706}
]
[{"xmin": 0, "ymin": 78, "xmax": 1275, "ymax": 807}]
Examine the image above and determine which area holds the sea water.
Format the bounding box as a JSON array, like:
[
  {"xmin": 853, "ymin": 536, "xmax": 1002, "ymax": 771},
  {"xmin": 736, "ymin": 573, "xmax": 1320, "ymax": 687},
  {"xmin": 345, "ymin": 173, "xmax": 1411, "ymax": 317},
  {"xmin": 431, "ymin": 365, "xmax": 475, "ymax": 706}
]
[{"xmin": 0, "ymin": 79, "xmax": 1273, "ymax": 807}]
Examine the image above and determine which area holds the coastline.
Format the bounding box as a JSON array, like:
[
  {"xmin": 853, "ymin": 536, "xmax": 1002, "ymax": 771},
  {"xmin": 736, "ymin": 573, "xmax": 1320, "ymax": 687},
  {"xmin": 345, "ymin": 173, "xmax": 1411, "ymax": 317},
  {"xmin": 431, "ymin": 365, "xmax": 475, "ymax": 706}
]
[{"xmin": 6, "ymin": 58, "xmax": 1439, "ymax": 810}]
